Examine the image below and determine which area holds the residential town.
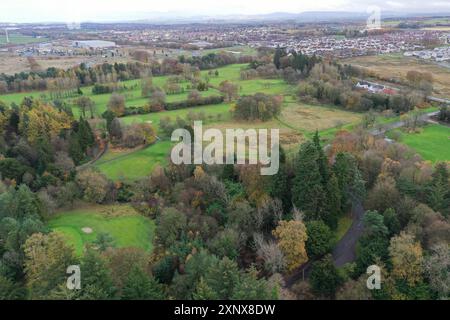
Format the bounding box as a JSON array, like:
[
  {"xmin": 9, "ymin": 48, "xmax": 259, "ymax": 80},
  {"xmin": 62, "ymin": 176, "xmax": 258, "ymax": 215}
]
[{"xmin": 404, "ymin": 46, "xmax": 450, "ymax": 62}]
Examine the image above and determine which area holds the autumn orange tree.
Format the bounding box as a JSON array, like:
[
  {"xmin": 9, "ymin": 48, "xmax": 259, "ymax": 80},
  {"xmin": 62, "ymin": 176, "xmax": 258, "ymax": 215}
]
[{"xmin": 272, "ymin": 219, "xmax": 308, "ymax": 272}]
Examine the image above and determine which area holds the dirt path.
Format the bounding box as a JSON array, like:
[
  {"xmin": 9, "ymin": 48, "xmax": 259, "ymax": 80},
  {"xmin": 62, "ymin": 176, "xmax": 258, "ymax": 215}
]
[{"xmin": 76, "ymin": 142, "xmax": 109, "ymax": 171}]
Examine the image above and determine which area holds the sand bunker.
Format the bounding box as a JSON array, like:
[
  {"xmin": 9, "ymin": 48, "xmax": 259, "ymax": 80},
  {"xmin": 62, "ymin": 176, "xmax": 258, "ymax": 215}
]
[{"xmin": 82, "ymin": 227, "xmax": 93, "ymax": 234}]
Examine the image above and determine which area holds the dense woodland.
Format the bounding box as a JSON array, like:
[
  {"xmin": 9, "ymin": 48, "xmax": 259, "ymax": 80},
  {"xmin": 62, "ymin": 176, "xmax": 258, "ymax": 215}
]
[{"xmin": 1, "ymin": 113, "xmax": 448, "ymax": 299}]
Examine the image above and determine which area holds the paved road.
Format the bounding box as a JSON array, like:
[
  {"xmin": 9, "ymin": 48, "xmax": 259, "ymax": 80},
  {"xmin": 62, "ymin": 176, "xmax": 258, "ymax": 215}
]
[
  {"xmin": 284, "ymin": 201, "xmax": 365, "ymax": 287},
  {"xmin": 369, "ymin": 111, "xmax": 440, "ymax": 136},
  {"xmin": 332, "ymin": 202, "xmax": 365, "ymax": 267}
]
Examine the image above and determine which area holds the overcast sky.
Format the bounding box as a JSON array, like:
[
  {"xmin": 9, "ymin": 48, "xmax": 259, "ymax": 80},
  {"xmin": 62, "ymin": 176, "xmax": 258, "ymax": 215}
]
[{"xmin": 1, "ymin": 0, "xmax": 450, "ymax": 23}]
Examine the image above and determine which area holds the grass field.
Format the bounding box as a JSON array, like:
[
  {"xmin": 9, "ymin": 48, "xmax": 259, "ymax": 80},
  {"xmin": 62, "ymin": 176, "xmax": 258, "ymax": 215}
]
[
  {"xmin": 202, "ymin": 46, "xmax": 257, "ymax": 56},
  {"xmin": 388, "ymin": 124, "xmax": 450, "ymax": 163},
  {"xmin": 0, "ymin": 63, "xmax": 288, "ymax": 118},
  {"xmin": 279, "ymin": 103, "xmax": 362, "ymax": 132},
  {"xmin": 200, "ymin": 102, "xmax": 362, "ymax": 150},
  {"xmin": 48, "ymin": 205, "xmax": 155, "ymax": 255},
  {"xmin": 122, "ymin": 103, "xmax": 233, "ymax": 128},
  {"xmin": 383, "ymin": 18, "xmax": 450, "ymax": 27},
  {"xmin": 0, "ymin": 33, "xmax": 47, "ymax": 46},
  {"xmin": 421, "ymin": 26, "xmax": 450, "ymax": 31},
  {"xmin": 341, "ymin": 54, "xmax": 450, "ymax": 98},
  {"xmin": 95, "ymin": 141, "xmax": 173, "ymax": 181},
  {"xmin": 0, "ymin": 76, "xmax": 220, "ymax": 118}
]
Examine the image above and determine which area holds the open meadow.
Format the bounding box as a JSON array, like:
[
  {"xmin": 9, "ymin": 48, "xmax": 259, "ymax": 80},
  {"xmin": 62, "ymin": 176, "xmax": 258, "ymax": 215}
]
[{"xmin": 341, "ymin": 54, "xmax": 450, "ymax": 98}]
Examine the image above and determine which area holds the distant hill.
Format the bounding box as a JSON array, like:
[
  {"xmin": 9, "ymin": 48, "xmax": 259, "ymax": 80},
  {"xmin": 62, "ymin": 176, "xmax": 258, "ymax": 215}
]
[
  {"xmin": 3, "ymin": 11, "xmax": 450, "ymax": 25},
  {"xmin": 114, "ymin": 11, "xmax": 450, "ymax": 25}
]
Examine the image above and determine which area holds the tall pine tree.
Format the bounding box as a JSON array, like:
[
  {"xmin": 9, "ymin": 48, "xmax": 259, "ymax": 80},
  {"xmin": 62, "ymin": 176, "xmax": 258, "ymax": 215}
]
[
  {"xmin": 267, "ymin": 146, "xmax": 291, "ymax": 213},
  {"xmin": 121, "ymin": 267, "xmax": 164, "ymax": 300},
  {"xmin": 77, "ymin": 118, "xmax": 95, "ymax": 153},
  {"xmin": 292, "ymin": 141, "xmax": 326, "ymax": 220}
]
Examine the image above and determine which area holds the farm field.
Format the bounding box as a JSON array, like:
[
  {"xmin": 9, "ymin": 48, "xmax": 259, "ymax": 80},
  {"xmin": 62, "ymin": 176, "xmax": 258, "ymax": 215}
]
[
  {"xmin": 0, "ymin": 53, "xmax": 32, "ymax": 74},
  {"xmin": 95, "ymin": 140, "xmax": 173, "ymax": 181},
  {"xmin": 0, "ymin": 53, "xmax": 136, "ymax": 75},
  {"xmin": 341, "ymin": 54, "xmax": 450, "ymax": 98},
  {"xmin": 35, "ymin": 55, "xmax": 132, "ymax": 71},
  {"xmin": 383, "ymin": 17, "xmax": 450, "ymax": 27},
  {"xmin": 388, "ymin": 124, "xmax": 450, "ymax": 162},
  {"xmin": 48, "ymin": 205, "xmax": 155, "ymax": 255}
]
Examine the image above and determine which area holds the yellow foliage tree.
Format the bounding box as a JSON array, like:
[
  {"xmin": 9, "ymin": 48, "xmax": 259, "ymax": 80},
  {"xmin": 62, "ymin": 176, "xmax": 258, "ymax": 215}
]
[
  {"xmin": 20, "ymin": 104, "xmax": 72, "ymax": 144},
  {"xmin": 24, "ymin": 232, "xmax": 76, "ymax": 299},
  {"xmin": 272, "ymin": 220, "xmax": 308, "ymax": 272},
  {"xmin": 388, "ymin": 232, "xmax": 424, "ymax": 286},
  {"xmin": 193, "ymin": 166, "xmax": 206, "ymax": 180}
]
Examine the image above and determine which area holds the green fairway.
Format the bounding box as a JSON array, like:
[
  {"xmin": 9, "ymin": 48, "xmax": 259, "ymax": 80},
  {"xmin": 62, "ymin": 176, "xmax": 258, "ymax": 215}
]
[
  {"xmin": 390, "ymin": 124, "xmax": 450, "ymax": 163},
  {"xmin": 95, "ymin": 140, "xmax": 173, "ymax": 181},
  {"xmin": 1, "ymin": 62, "xmax": 364, "ymax": 181},
  {"xmin": 48, "ymin": 205, "xmax": 155, "ymax": 255},
  {"xmin": 122, "ymin": 102, "xmax": 232, "ymax": 128},
  {"xmin": 0, "ymin": 79, "xmax": 219, "ymax": 118},
  {"xmin": 0, "ymin": 63, "xmax": 288, "ymax": 118}
]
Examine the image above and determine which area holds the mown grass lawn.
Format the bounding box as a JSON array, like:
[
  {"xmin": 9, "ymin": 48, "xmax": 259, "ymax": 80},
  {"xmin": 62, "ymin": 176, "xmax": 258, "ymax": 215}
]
[
  {"xmin": 121, "ymin": 103, "xmax": 232, "ymax": 129},
  {"xmin": 0, "ymin": 63, "xmax": 289, "ymax": 118},
  {"xmin": 390, "ymin": 124, "xmax": 450, "ymax": 163},
  {"xmin": 95, "ymin": 140, "xmax": 173, "ymax": 181},
  {"xmin": 48, "ymin": 205, "xmax": 155, "ymax": 255}
]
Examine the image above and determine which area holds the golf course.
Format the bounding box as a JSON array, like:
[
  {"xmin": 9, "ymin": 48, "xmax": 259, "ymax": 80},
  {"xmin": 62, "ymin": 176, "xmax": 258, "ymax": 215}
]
[
  {"xmin": 48, "ymin": 205, "xmax": 155, "ymax": 255},
  {"xmin": 389, "ymin": 124, "xmax": 450, "ymax": 162}
]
